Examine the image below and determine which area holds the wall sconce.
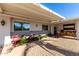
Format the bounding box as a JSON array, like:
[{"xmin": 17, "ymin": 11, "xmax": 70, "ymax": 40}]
[
  {"xmin": 36, "ymin": 24, "xmax": 38, "ymax": 27},
  {"xmin": 1, "ymin": 20, "xmax": 5, "ymax": 26}
]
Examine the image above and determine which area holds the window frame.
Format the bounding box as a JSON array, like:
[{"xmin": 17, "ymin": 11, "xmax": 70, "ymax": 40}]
[
  {"xmin": 13, "ymin": 21, "xmax": 31, "ymax": 32},
  {"xmin": 22, "ymin": 22, "xmax": 31, "ymax": 31},
  {"xmin": 42, "ymin": 25, "xmax": 48, "ymax": 31}
]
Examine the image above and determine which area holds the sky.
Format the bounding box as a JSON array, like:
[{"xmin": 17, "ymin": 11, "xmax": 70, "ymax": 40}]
[{"xmin": 41, "ymin": 3, "xmax": 79, "ymax": 19}]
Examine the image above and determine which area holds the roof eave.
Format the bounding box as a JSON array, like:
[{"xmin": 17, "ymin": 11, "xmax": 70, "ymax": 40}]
[{"xmin": 33, "ymin": 3, "xmax": 65, "ymax": 19}]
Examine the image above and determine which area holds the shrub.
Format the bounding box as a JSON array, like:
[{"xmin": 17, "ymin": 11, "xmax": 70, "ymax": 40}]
[
  {"xmin": 42, "ymin": 35, "xmax": 47, "ymax": 38},
  {"xmin": 28, "ymin": 34, "xmax": 35, "ymax": 42},
  {"xmin": 19, "ymin": 36, "xmax": 29, "ymax": 45},
  {"xmin": 37, "ymin": 35, "xmax": 48, "ymax": 40},
  {"xmin": 33, "ymin": 37, "xmax": 39, "ymax": 41},
  {"xmin": 19, "ymin": 34, "xmax": 48, "ymax": 44}
]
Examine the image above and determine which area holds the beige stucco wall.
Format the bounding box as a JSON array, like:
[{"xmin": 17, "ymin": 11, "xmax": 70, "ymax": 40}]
[
  {"xmin": 30, "ymin": 23, "xmax": 51, "ymax": 32},
  {"xmin": 30, "ymin": 23, "xmax": 42, "ymax": 31},
  {"xmin": 51, "ymin": 25, "xmax": 54, "ymax": 34},
  {"xmin": 51, "ymin": 23, "xmax": 63, "ymax": 35},
  {"xmin": 56, "ymin": 23, "xmax": 63, "ymax": 34},
  {"xmin": 75, "ymin": 20, "xmax": 79, "ymax": 39},
  {"xmin": 0, "ymin": 14, "xmax": 11, "ymax": 47}
]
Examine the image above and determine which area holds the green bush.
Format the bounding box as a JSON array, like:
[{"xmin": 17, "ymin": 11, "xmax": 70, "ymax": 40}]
[
  {"xmin": 18, "ymin": 35, "xmax": 48, "ymax": 45},
  {"xmin": 33, "ymin": 37, "xmax": 39, "ymax": 41},
  {"xmin": 37, "ymin": 35, "xmax": 48, "ymax": 40},
  {"xmin": 42, "ymin": 35, "xmax": 48, "ymax": 38},
  {"xmin": 39, "ymin": 35, "xmax": 47, "ymax": 39},
  {"xmin": 19, "ymin": 36, "xmax": 29, "ymax": 45}
]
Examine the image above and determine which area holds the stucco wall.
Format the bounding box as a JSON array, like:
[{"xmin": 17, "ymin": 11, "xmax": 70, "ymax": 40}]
[
  {"xmin": 51, "ymin": 25, "xmax": 54, "ymax": 34},
  {"xmin": 0, "ymin": 14, "xmax": 11, "ymax": 47},
  {"xmin": 75, "ymin": 20, "xmax": 79, "ymax": 39},
  {"xmin": 57, "ymin": 23, "xmax": 63, "ymax": 32},
  {"xmin": 30, "ymin": 23, "xmax": 42, "ymax": 31},
  {"xmin": 50, "ymin": 23, "xmax": 63, "ymax": 35}
]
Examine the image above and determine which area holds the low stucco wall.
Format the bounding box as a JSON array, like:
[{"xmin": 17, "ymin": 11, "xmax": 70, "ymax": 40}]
[{"xmin": 11, "ymin": 31, "xmax": 49, "ymax": 37}]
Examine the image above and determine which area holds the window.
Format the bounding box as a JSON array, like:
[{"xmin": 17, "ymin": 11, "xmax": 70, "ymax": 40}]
[
  {"xmin": 14, "ymin": 22, "xmax": 22, "ymax": 31},
  {"xmin": 14, "ymin": 21, "xmax": 30, "ymax": 31},
  {"xmin": 63, "ymin": 24, "xmax": 75, "ymax": 30},
  {"xmin": 22, "ymin": 23, "xmax": 30, "ymax": 31},
  {"xmin": 42, "ymin": 25, "xmax": 48, "ymax": 31}
]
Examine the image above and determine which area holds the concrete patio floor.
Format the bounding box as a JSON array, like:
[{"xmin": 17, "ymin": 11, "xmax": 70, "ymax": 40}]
[
  {"xmin": 0, "ymin": 37, "xmax": 79, "ymax": 56},
  {"xmin": 25, "ymin": 37, "xmax": 79, "ymax": 56}
]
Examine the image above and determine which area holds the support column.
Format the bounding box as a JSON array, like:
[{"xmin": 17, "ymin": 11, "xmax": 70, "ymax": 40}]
[
  {"xmin": 48, "ymin": 25, "xmax": 51, "ymax": 34},
  {"xmin": 0, "ymin": 14, "xmax": 11, "ymax": 47}
]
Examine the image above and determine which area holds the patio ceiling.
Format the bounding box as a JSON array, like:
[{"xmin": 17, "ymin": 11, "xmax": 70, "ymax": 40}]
[{"xmin": 0, "ymin": 3, "xmax": 64, "ymax": 24}]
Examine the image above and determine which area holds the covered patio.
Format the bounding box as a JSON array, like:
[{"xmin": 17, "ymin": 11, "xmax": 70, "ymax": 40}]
[
  {"xmin": 0, "ymin": 3, "xmax": 64, "ymax": 47},
  {"xmin": 0, "ymin": 3, "xmax": 79, "ymax": 56}
]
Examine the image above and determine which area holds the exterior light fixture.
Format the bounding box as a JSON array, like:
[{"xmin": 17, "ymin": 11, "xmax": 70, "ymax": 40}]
[
  {"xmin": 1, "ymin": 20, "xmax": 5, "ymax": 26},
  {"xmin": 36, "ymin": 24, "xmax": 38, "ymax": 27}
]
